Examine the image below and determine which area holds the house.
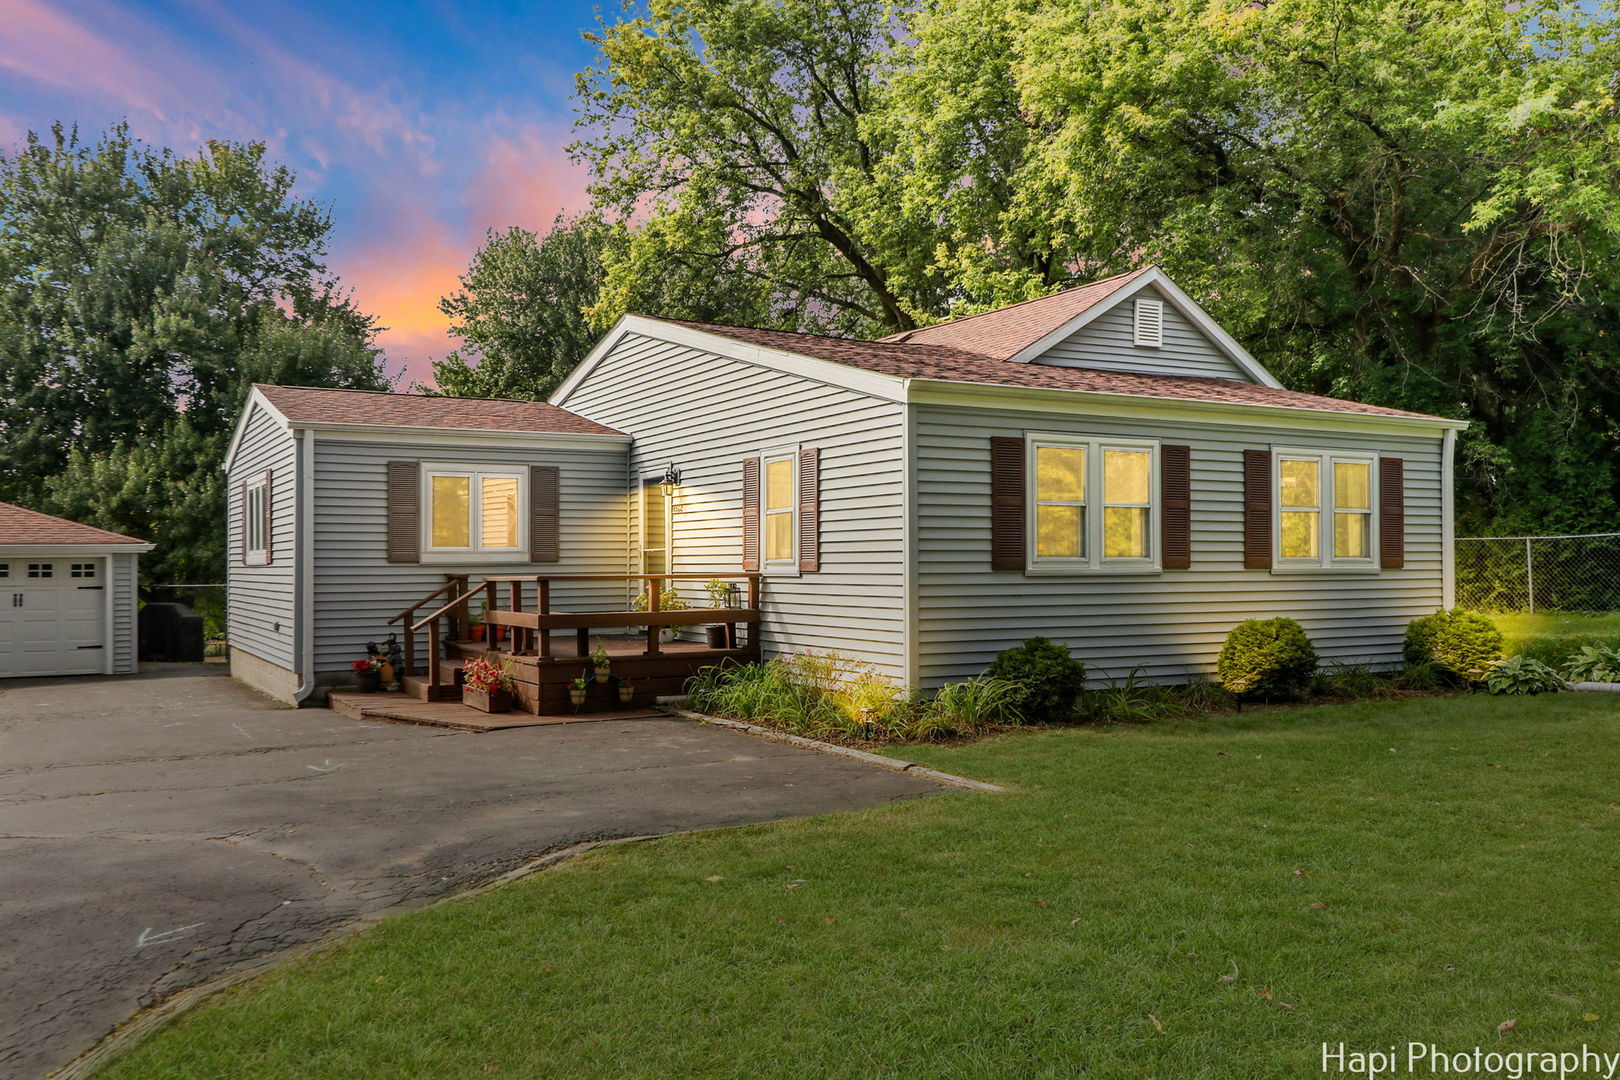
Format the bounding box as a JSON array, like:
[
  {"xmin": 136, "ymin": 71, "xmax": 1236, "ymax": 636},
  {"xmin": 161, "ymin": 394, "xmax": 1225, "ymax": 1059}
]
[
  {"xmin": 0, "ymin": 501, "xmax": 151, "ymax": 679},
  {"xmin": 225, "ymin": 266, "xmax": 1465, "ymax": 708}
]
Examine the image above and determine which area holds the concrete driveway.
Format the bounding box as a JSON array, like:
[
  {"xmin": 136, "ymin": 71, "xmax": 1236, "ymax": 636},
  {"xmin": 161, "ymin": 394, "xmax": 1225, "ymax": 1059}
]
[{"xmin": 0, "ymin": 666, "xmax": 940, "ymax": 1079}]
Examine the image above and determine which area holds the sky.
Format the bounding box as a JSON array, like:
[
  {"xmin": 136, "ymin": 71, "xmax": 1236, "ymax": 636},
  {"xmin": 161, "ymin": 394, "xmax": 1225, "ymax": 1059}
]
[{"xmin": 0, "ymin": 0, "xmax": 610, "ymax": 385}]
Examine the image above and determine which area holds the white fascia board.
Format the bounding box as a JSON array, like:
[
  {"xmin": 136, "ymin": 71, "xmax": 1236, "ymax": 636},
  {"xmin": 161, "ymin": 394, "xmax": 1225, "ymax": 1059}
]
[
  {"xmin": 1006, "ymin": 267, "xmax": 1286, "ymax": 389},
  {"xmin": 551, "ymin": 315, "xmax": 909, "ymax": 406},
  {"xmin": 0, "ymin": 543, "xmax": 155, "ymax": 555},
  {"xmin": 223, "ymin": 387, "xmax": 291, "ymax": 473},
  {"xmin": 906, "ymin": 379, "xmax": 1469, "ymax": 438},
  {"xmin": 283, "ymin": 424, "xmax": 631, "ymax": 450}
]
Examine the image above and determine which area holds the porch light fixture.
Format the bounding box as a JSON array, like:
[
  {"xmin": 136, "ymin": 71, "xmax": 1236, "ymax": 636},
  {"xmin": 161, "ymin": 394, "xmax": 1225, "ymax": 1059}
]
[{"xmin": 659, "ymin": 462, "xmax": 682, "ymax": 495}]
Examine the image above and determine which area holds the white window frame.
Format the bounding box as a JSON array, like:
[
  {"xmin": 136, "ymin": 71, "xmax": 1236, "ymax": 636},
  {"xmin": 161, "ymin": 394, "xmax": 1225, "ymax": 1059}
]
[
  {"xmin": 1272, "ymin": 448, "xmax": 1379, "ymax": 572},
  {"xmin": 1026, "ymin": 434, "xmax": 1161, "ymax": 574},
  {"xmin": 759, "ymin": 449, "xmax": 799, "ymax": 571},
  {"xmin": 244, "ymin": 475, "xmax": 270, "ymax": 567},
  {"xmin": 420, "ymin": 463, "xmax": 528, "ymax": 561},
  {"xmin": 1133, "ymin": 297, "xmax": 1164, "ymax": 348}
]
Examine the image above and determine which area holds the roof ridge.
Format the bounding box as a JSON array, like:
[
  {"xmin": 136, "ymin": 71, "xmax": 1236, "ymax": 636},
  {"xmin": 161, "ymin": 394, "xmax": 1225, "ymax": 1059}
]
[
  {"xmin": 651, "ymin": 317, "xmax": 995, "ymax": 359},
  {"xmin": 882, "ymin": 266, "xmax": 1153, "ymax": 342}
]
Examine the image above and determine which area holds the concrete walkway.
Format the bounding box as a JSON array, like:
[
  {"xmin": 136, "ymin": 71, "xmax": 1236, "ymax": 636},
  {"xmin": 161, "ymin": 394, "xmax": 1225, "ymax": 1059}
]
[{"xmin": 0, "ymin": 666, "xmax": 940, "ymax": 1079}]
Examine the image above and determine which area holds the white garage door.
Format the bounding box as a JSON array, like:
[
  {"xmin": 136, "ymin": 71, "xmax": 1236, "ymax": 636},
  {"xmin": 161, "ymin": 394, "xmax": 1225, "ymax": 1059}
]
[{"xmin": 0, "ymin": 558, "xmax": 106, "ymax": 678}]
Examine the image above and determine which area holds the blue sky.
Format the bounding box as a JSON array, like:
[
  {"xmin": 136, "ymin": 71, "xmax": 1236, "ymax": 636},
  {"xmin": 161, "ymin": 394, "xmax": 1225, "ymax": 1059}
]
[{"xmin": 0, "ymin": 0, "xmax": 613, "ymax": 383}]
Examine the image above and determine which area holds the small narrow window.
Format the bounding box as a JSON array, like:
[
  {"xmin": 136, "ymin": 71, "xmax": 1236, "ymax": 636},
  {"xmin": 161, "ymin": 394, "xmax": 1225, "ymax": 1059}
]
[
  {"xmin": 1333, "ymin": 461, "xmax": 1372, "ymax": 560},
  {"xmin": 244, "ymin": 475, "xmax": 269, "ymax": 563},
  {"xmin": 763, "ymin": 454, "xmax": 796, "ymax": 564},
  {"xmin": 27, "ymin": 563, "xmax": 53, "ymax": 578},
  {"xmin": 70, "ymin": 563, "xmax": 96, "ymax": 578},
  {"xmin": 0, "ymin": 563, "xmax": 8, "ymax": 578},
  {"xmin": 1133, "ymin": 297, "xmax": 1164, "ymax": 348}
]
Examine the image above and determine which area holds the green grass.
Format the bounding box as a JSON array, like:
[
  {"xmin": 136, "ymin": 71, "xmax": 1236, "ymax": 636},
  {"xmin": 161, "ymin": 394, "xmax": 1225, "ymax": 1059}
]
[
  {"xmin": 1492, "ymin": 612, "xmax": 1620, "ymax": 665},
  {"xmin": 102, "ymin": 696, "xmax": 1620, "ymax": 1080}
]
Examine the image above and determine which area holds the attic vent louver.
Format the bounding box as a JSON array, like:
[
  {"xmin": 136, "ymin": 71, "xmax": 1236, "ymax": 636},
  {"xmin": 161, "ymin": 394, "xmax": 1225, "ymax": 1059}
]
[{"xmin": 1134, "ymin": 297, "xmax": 1164, "ymax": 348}]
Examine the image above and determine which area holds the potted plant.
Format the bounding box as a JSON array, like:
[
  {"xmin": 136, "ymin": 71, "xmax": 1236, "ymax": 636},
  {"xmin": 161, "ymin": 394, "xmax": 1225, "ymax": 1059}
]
[
  {"xmin": 461, "ymin": 656, "xmax": 514, "ymax": 713},
  {"xmin": 465, "ymin": 604, "xmax": 486, "ymax": 643},
  {"xmin": 704, "ymin": 578, "xmax": 732, "ymax": 648},
  {"xmin": 632, "ymin": 587, "xmax": 690, "ymax": 641},
  {"xmin": 352, "ymin": 657, "xmax": 381, "ymax": 693},
  {"xmin": 590, "ymin": 641, "xmax": 612, "ymax": 683},
  {"xmin": 569, "ymin": 672, "xmax": 590, "ymax": 710},
  {"xmin": 616, "ymin": 676, "xmax": 636, "ymax": 705}
]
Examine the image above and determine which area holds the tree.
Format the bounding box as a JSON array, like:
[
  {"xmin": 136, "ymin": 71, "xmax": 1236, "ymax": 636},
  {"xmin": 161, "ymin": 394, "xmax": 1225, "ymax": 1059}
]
[
  {"xmin": 0, "ymin": 123, "xmax": 388, "ymax": 583},
  {"xmin": 428, "ymin": 216, "xmax": 614, "ymax": 400},
  {"xmin": 571, "ymin": 0, "xmax": 935, "ymax": 336}
]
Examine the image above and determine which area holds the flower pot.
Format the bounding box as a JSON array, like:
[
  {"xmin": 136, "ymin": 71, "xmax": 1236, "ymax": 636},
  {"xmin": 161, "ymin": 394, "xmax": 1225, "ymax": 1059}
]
[
  {"xmin": 468, "ymin": 625, "xmax": 486, "ymax": 643},
  {"xmin": 356, "ymin": 669, "xmax": 380, "ymax": 693},
  {"xmin": 378, "ymin": 661, "xmax": 396, "ymax": 685},
  {"xmin": 705, "ymin": 624, "xmax": 728, "ymax": 649},
  {"xmin": 593, "ymin": 667, "xmax": 611, "ymax": 684},
  {"xmin": 617, "ymin": 687, "xmax": 635, "ymax": 705},
  {"xmin": 464, "ymin": 687, "xmax": 512, "ymax": 714},
  {"xmin": 569, "ymin": 688, "xmax": 588, "ymax": 708},
  {"xmin": 491, "ymin": 625, "xmax": 507, "ymax": 643}
]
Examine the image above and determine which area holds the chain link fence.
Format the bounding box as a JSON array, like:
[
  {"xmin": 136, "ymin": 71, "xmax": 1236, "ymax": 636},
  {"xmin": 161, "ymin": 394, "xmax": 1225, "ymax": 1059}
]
[{"xmin": 1455, "ymin": 534, "xmax": 1620, "ymax": 613}]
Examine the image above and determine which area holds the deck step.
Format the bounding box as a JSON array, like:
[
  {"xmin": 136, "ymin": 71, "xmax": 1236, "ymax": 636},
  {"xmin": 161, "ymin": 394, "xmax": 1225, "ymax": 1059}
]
[{"xmin": 401, "ymin": 671, "xmax": 464, "ymax": 703}]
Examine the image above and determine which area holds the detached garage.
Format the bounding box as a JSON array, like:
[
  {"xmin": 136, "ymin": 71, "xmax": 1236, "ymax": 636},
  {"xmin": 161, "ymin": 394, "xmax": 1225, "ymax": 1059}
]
[{"xmin": 0, "ymin": 501, "xmax": 151, "ymax": 679}]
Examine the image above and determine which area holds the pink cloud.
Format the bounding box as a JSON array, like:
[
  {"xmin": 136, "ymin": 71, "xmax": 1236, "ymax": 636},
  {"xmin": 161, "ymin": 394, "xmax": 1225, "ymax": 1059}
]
[
  {"xmin": 334, "ymin": 218, "xmax": 471, "ymax": 387},
  {"xmin": 464, "ymin": 123, "xmax": 591, "ymax": 234},
  {"xmin": 0, "ymin": 0, "xmax": 192, "ymax": 118}
]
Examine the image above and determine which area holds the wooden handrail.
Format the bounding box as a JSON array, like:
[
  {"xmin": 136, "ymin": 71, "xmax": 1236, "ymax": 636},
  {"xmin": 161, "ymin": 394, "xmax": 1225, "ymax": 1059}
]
[
  {"xmin": 387, "ymin": 575, "xmax": 465, "ymax": 625},
  {"xmin": 477, "ymin": 573, "xmax": 763, "ymax": 583},
  {"xmin": 410, "ymin": 587, "xmax": 484, "ymax": 633}
]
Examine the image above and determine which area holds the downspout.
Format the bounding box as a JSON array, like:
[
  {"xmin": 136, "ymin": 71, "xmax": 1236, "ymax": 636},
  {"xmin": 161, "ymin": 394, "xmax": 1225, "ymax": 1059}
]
[
  {"xmin": 1441, "ymin": 427, "xmax": 1456, "ymax": 609},
  {"xmin": 294, "ymin": 427, "xmax": 318, "ymax": 703}
]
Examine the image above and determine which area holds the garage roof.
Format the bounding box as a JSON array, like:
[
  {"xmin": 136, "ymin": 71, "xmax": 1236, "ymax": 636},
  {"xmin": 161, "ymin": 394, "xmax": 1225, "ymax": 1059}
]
[
  {"xmin": 0, "ymin": 502, "xmax": 150, "ymax": 546},
  {"xmin": 256, "ymin": 384, "xmax": 625, "ymax": 436}
]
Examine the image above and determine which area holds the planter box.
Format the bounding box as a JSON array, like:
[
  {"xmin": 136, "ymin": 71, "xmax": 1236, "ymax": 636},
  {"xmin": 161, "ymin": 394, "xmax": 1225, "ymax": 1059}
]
[{"xmin": 464, "ymin": 687, "xmax": 513, "ymax": 713}]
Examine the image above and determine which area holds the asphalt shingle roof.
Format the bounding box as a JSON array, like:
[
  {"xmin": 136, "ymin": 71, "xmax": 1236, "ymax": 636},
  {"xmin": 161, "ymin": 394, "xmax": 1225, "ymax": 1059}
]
[
  {"xmin": 0, "ymin": 502, "xmax": 148, "ymax": 546},
  {"xmin": 257, "ymin": 385, "xmax": 625, "ymax": 436}
]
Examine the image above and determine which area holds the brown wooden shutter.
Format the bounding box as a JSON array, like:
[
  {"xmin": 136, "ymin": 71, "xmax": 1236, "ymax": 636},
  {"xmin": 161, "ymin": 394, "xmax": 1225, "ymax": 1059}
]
[
  {"xmin": 1380, "ymin": 457, "xmax": 1405, "ymax": 569},
  {"xmin": 797, "ymin": 448, "xmax": 820, "ymax": 572},
  {"xmin": 990, "ymin": 436, "xmax": 1026, "ymax": 571},
  {"xmin": 262, "ymin": 468, "xmax": 274, "ymax": 565},
  {"xmin": 1242, "ymin": 449, "xmax": 1273, "ymax": 570},
  {"xmin": 741, "ymin": 458, "xmax": 761, "ymax": 571},
  {"xmin": 1160, "ymin": 445, "xmax": 1191, "ymax": 569},
  {"xmin": 238, "ymin": 480, "xmax": 248, "ymax": 565},
  {"xmin": 386, "ymin": 460, "xmax": 420, "ymax": 564},
  {"xmin": 529, "ymin": 465, "xmax": 561, "ymax": 563}
]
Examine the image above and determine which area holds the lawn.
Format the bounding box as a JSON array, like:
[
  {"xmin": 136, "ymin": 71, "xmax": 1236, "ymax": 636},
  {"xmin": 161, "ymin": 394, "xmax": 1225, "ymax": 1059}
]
[
  {"xmin": 1493, "ymin": 612, "xmax": 1620, "ymax": 665},
  {"xmin": 102, "ymin": 695, "xmax": 1620, "ymax": 1079}
]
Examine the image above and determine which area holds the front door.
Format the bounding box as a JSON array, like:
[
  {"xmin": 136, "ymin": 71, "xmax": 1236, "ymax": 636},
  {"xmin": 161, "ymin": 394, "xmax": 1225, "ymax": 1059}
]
[{"xmin": 641, "ymin": 482, "xmax": 673, "ymax": 576}]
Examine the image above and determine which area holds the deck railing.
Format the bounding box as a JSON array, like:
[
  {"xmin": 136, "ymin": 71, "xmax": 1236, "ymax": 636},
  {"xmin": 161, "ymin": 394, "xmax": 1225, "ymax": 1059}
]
[{"xmin": 389, "ymin": 573, "xmax": 762, "ymax": 701}]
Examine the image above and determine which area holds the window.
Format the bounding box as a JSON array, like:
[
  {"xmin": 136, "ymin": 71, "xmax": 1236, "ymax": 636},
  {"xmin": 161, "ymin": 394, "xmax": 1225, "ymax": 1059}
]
[
  {"xmin": 244, "ymin": 476, "xmax": 269, "ymax": 563},
  {"xmin": 0, "ymin": 563, "xmax": 8, "ymax": 578},
  {"xmin": 27, "ymin": 563, "xmax": 53, "ymax": 578},
  {"xmin": 763, "ymin": 453, "xmax": 796, "ymax": 565},
  {"xmin": 1029, "ymin": 437, "xmax": 1158, "ymax": 571},
  {"xmin": 1133, "ymin": 297, "xmax": 1164, "ymax": 348},
  {"xmin": 641, "ymin": 481, "xmax": 671, "ymax": 574},
  {"xmin": 424, "ymin": 467, "xmax": 525, "ymax": 554},
  {"xmin": 1275, "ymin": 451, "xmax": 1376, "ymax": 568},
  {"xmin": 70, "ymin": 563, "xmax": 96, "ymax": 578}
]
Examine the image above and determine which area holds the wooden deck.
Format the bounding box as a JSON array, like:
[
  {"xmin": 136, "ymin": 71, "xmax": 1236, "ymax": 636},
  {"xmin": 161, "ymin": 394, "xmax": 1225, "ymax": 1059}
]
[{"xmin": 328, "ymin": 689, "xmax": 664, "ymax": 732}]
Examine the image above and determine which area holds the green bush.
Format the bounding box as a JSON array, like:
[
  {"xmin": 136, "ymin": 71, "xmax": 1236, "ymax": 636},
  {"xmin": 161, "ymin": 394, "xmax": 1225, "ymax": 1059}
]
[
  {"xmin": 1216, "ymin": 618, "xmax": 1318, "ymax": 700},
  {"xmin": 1483, "ymin": 655, "xmax": 1566, "ymax": 696},
  {"xmin": 983, "ymin": 637, "xmax": 1087, "ymax": 724},
  {"xmin": 1561, "ymin": 645, "xmax": 1620, "ymax": 684},
  {"xmin": 900, "ymin": 677, "xmax": 1023, "ymax": 741},
  {"xmin": 1403, "ymin": 609, "xmax": 1504, "ymax": 683}
]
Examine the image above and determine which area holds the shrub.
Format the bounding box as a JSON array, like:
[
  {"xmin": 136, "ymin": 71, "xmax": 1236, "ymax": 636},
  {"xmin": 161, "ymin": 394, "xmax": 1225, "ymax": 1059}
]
[
  {"xmin": 983, "ymin": 637, "xmax": 1087, "ymax": 724},
  {"xmin": 1484, "ymin": 655, "xmax": 1566, "ymax": 696},
  {"xmin": 1080, "ymin": 667, "xmax": 1185, "ymax": 724},
  {"xmin": 1216, "ymin": 618, "xmax": 1318, "ymax": 700},
  {"xmin": 1392, "ymin": 660, "xmax": 1448, "ymax": 692},
  {"xmin": 900, "ymin": 677, "xmax": 1022, "ymax": 741},
  {"xmin": 1561, "ymin": 645, "xmax": 1620, "ymax": 684},
  {"xmin": 1403, "ymin": 609, "xmax": 1503, "ymax": 683}
]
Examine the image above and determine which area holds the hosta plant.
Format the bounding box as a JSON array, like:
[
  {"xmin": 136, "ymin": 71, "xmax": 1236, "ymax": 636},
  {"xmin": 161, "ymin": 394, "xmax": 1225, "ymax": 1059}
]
[
  {"xmin": 1561, "ymin": 645, "xmax": 1620, "ymax": 684},
  {"xmin": 1483, "ymin": 655, "xmax": 1565, "ymax": 696}
]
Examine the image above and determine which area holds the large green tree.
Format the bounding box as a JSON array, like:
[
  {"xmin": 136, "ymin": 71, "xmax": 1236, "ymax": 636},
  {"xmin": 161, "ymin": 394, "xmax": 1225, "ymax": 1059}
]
[
  {"xmin": 428, "ymin": 216, "xmax": 615, "ymax": 400},
  {"xmin": 572, "ymin": 0, "xmax": 1620, "ymax": 533},
  {"xmin": 0, "ymin": 124, "xmax": 388, "ymax": 582}
]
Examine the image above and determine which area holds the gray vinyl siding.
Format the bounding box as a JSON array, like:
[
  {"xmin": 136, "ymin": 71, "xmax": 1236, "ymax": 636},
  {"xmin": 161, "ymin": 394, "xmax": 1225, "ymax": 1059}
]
[
  {"xmin": 309, "ymin": 438, "xmax": 630, "ymax": 676},
  {"xmin": 110, "ymin": 552, "xmax": 138, "ymax": 673},
  {"xmin": 225, "ymin": 404, "xmax": 298, "ymax": 670},
  {"xmin": 1035, "ymin": 287, "xmax": 1254, "ymax": 381},
  {"xmin": 913, "ymin": 402, "xmax": 1446, "ymax": 686},
  {"xmin": 561, "ymin": 332, "xmax": 909, "ymax": 679}
]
